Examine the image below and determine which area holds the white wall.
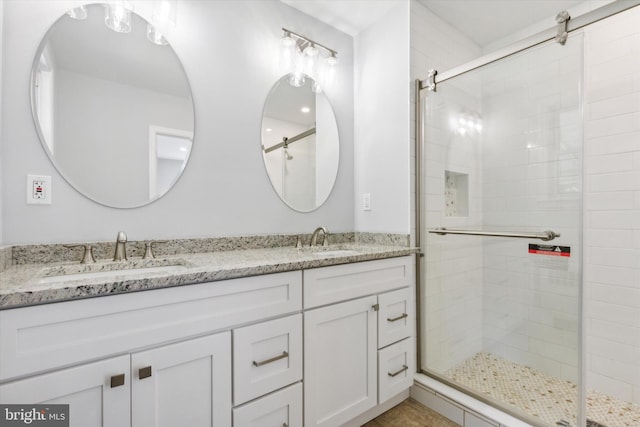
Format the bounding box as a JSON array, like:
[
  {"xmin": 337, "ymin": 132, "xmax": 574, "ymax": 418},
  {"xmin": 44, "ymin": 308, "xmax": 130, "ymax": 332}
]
[
  {"xmin": 583, "ymin": 6, "xmax": 640, "ymax": 405},
  {"xmin": 55, "ymin": 69, "xmax": 193, "ymax": 207},
  {"xmin": 0, "ymin": 0, "xmax": 4, "ymax": 246},
  {"xmin": 354, "ymin": 1, "xmax": 410, "ymax": 234},
  {"xmin": 1, "ymin": 0, "xmax": 354, "ymax": 244}
]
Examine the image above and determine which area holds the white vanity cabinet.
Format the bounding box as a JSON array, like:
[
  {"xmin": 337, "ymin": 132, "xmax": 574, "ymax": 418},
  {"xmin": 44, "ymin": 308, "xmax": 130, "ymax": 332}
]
[
  {"xmin": 231, "ymin": 313, "xmax": 304, "ymax": 427},
  {"xmin": 303, "ymin": 256, "xmax": 415, "ymax": 427},
  {"xmin": 0, "ymin": 332, "xmax": 232, "ymax": 427},
  {"xmin": 131, "ymin": 332, "xmax": 232, "ymax": 427},
  {"xmin": 0, "ymin": 271, "xmax": 302, "ymax": 427},
  {"xmin": 0, "ymin": 254, "xmax": 415, "ymax": 427},
  {"xmin": 0, "ymin": 355, "xmax": 131, "ymax": 427},
  {"xmin": 233, "ymin": 383, "xmax": 303, "ymax": 427}
]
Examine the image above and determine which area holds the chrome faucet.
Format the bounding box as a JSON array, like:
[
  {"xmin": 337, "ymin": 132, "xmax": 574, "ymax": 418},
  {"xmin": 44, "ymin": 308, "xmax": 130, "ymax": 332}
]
[
  {"xmin": 113, "ymin": 231, "xmax": 128, "ymax": 261},
  {"xmin": 310, "ymin": 226, "xmax": 329, "ymax": 247}
]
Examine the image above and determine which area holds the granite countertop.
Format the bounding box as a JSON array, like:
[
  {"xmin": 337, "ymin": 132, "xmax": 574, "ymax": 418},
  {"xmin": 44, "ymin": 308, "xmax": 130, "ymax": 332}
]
[{"xmin": 0, "ymin": 244, "xmax": 417, "ymax": 309}]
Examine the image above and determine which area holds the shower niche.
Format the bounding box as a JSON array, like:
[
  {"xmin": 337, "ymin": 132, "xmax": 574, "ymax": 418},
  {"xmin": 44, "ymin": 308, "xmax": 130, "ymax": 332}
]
[{"xmin": 444, "ymin": 170, "xmax": 468, "ymax": 217}]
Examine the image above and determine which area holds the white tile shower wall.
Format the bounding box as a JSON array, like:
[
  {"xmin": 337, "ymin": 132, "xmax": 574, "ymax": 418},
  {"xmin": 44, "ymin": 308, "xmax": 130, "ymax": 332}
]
[
  {"xmin": 410, "ymin": 0, "xmax": 482, "ymax": 246},
  {"xmin": 584, "ymin": 6, "xmax": 640, "ymax": 405},
  {"xmin": 410, "ymin": 1, "xmax": 485, "ymax": 373},
  {"xmin": 478, "ymin": 36, "xmax": 583, "ymax": 384}
]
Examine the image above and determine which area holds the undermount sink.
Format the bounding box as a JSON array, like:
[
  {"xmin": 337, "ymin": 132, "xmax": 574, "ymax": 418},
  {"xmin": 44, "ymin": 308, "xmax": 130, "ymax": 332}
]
[
  {"xmin": 37, "ymin": 259, "xmax": 190, "ymax": 284},
  {"xmin": 311, "ymin": 249, "xmax": 362, "ymax": 257}
]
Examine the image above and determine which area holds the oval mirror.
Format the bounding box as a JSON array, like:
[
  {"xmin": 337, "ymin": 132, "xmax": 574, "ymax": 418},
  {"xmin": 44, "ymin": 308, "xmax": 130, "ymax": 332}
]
[
  {"xmin": 261, "ymin": 74, "xmax": 339, "ymax": 212},
  {"xmin": 31, "ymin": 4, "xmax": 194, "ymax": 208}
]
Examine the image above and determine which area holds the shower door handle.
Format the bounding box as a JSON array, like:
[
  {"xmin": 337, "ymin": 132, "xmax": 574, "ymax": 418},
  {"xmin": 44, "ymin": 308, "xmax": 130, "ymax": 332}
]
[{"xmin": 428, "ymin": 228, "xmax": 560, "ymax": 242}]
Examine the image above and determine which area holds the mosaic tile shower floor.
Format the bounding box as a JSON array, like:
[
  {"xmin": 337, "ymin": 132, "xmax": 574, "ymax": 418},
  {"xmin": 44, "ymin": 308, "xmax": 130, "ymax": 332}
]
[{"xmin": 444, "ymin": 352, "xmax": 640, "ymax": 427}]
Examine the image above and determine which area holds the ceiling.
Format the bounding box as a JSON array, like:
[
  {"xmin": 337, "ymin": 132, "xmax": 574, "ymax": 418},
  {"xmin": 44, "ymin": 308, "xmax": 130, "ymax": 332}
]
[
  {"xmin": 280, "ymin": 0, "xmax": 589, "ymax": 47},
  {"xmin": 416, "ymin": 0, "xmax": 584, "ymax": 47}
]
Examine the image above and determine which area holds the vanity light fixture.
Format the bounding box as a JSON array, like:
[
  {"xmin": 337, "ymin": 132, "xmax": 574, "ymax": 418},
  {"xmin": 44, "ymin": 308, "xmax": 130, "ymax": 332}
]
[
  {"xmin": 147, "ymin": 0, "xmax": 177, "ymax": 46},
  {"xmin": 327, "ymin": 52, "xmax": 338, "ymax": 67},
  {"xmin": 281, "ymin": 31, "xmax": 295, "ymax": 48},
  {"xmin": 303, "ymin": 43, "xmax": 319, "ymax": 58},
  {"xmin": 288, "ymin": 72, "xmax": 306, "ymax": 88},
  {"xmin": 67, "ymin": 5, "xmax": 88, "ymax": 20},
  {"xmin": 280, "ymin": 28, "xmax": 338, "ymax": 89},
  {"xmin": 100, "ymin": 0, "xmax": 177, "ymax": 45},
  {"xmin": 104, "ymin": 1, "xmax": 133, "ymax": 33}
]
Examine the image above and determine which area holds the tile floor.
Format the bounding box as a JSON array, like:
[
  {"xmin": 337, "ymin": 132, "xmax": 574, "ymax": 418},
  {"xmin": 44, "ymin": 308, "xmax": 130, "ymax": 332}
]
[
  {"xmin": 362, "ymin": 398, "xmax": 460, "ymax": 427},
  {"xmin": 445, "ymin": 352, "xmax": 640, "ymax": 427}
]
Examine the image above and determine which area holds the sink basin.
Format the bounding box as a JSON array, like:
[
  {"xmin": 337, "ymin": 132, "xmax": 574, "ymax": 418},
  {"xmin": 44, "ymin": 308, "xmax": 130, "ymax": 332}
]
[
  {"xmin": 313, "ymin": 249, "xmax": 361, "ymax": 257},
  {"xmin": 37, "ymin": 259, "xmax": 190, "ymax": 284}
]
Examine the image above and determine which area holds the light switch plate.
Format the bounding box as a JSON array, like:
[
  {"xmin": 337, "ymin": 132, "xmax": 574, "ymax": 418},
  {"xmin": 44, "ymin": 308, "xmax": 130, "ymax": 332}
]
[{"xmin": 363, "ymin": 193, "xmax": 371, "ymax": 211}]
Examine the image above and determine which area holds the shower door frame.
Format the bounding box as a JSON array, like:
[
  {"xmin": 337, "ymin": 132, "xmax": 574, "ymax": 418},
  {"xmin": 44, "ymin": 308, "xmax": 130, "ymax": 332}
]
[{"xmin": 413, "ymin": 1, "xmax": 640, "ymax": 426}]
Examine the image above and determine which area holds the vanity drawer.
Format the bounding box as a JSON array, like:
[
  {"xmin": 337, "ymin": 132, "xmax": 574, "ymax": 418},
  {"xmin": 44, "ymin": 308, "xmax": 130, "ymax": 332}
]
[
  {"xmin": 303, "ymin": 256, "xmax": 413, "ymax": 308},
  {"xmin": 233, "ymin": 382, "xmax": 302, "ymax": 427},
  {"xmin": 0, "ymin": 271, "xmax": 302, "ymax": 381},
  {"xmin": 378, "ymin": 337, "xmax": 414, "ymax": 404},
  {"xmin": 378, "ymin": 288, "xmax": 412, "ymax": 348},
  {"xmin": 233, "ymin": 314, "xmax": 302, "ymax": 405}
]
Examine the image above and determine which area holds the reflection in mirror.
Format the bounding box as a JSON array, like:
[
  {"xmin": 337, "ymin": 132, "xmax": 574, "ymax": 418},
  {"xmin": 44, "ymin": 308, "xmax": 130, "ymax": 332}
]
[
  {"xmin": 31, "ymin": 4, "xmax": 194, "ymax": 208},
  {"xmin": 261, "ymin": 74, "xmax": 339, "ymax": 212}
]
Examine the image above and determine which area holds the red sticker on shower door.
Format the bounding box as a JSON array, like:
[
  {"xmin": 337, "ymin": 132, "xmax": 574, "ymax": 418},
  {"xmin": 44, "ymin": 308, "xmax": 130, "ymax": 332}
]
[{"xmin": 528, "ymin": 244, "xmax": 570, "ymax": 257}]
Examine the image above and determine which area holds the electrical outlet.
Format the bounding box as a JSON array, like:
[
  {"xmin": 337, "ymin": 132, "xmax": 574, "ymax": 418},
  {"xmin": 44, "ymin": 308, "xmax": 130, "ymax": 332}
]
[
  {"xmin": 363, "ymin": 193, "xmax": 371, "ymax": 211},
  {"xmin": 27, "ymin": 175, "xmax": 52, "ymax": 205}
]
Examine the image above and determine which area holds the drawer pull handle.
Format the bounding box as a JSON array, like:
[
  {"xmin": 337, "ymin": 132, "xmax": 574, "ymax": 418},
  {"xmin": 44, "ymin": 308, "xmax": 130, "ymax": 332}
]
[
  {"xmin": 388, "ymin": 365, "xmax": 408, "ymax": 378},
  {"xmin": 387, "ymin": 313, "xmax": 408, "ymax": 322},
  {"xmin": 139, "ymin": 366, "xmax": 152, "ymax": 380},
  {"xmin": 253, "ymin": 351, "xmax": 289, "ymax": 367},
  {"xmin": 110, "ymin": 373, "xmax": 125, "ymax": 388}
]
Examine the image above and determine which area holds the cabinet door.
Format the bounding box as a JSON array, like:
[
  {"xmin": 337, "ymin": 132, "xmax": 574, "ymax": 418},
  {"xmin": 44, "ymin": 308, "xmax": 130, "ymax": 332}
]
[
  {"xmin": 378, "ymin": 288, "xmax": 412, "ymax": 348},
  {"xmin": 233, "ymin": 314, "xmax": 302, "ymax": 405},
  {"xmin": 304, "ymin": 296, "xmax": 377, "ymax": 427},
  {"xmin": 0, "ymin": 355, "xmax": 130, "ymax": 427},
  {"xmin": 233, "ymin": 382, "xmax": 302, "ymax": 427},
  {"xmin": 132, "ymin": 332, "xmax": 231, "ymax": 427}
]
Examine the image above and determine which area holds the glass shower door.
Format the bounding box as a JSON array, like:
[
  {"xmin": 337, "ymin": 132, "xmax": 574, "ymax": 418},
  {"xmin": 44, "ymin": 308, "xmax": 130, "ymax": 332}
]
[{"xmin": 421, "ymin": 34, "xmax": 583, "ymax": 427}]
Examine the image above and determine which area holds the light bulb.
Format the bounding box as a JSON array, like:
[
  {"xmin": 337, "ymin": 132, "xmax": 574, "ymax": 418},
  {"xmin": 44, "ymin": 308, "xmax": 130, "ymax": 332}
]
[
  {"xmin": 301, "ymin": 106, "xmax": 311, "ymax": 113},
  {"xmin": 327, "ymin": 53, "xmax": 338, "ymax": 66},
  {"xmin": 288, "ymin": 72, "xmax": 306, "ymax": 88},
  {"xmin": 312, "ymin": 81, "xmax": 322, "ymax": 94},
  {"xmin": 147, "ymin": 24, "xmax": 168, "ymax": 45},
  {"xmin": 67, "ymin": 5, "xmax": 87, "ymax": 20},
  {"xmin": 303, "ymin": 43, "xmax": 318, "ymax": 57},
  {"xmin": 104, "ymin": 3, "xmax": 132, "ymax": 33},
  {"xmin": 152, "ymin": 0, "xmax": 176, "ymax": 29},
  {"xmin": 281, "ymin": 32, "xmax": 295, "ymax": 48}
]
